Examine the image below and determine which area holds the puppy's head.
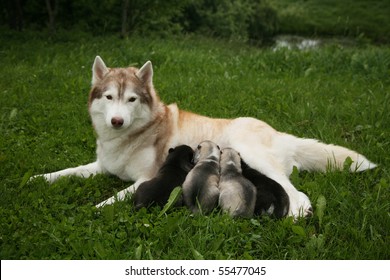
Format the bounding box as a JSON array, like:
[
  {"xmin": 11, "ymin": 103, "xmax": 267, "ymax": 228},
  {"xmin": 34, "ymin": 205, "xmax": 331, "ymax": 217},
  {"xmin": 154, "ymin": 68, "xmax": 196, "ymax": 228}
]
[
  {"xmin": 193, "ymin": 140, "xmax": 221, "ymax": 164},
  {"xmin": 166, "ymin": 145, "xmax": 194, "ymax": 172},
  {"xmin": 220, "ymin": 148, "xmax": 241, "ymax": 170}
]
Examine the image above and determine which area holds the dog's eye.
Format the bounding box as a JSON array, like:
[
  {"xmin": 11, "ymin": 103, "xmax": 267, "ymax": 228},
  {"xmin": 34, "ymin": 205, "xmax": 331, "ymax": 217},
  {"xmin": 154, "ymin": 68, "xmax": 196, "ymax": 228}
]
[
  {"xmin": 105, "ymin": 95, "xmax": 113, "ymax": 100},
  {"xmin": 197, "ymin": 145, "xmax": 201, "ymax": 150},
  {"xmin": 128, "ymin": 97, "xmax": 137, "ymax": 103}
]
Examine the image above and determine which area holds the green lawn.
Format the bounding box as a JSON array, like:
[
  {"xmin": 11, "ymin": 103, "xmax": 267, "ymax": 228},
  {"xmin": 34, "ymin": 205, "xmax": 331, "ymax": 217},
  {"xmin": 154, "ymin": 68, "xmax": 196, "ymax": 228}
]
[
  {"xmin": 270, "ymin": 0, "xmax": 390, "ymax": 43},
  {"xmin": 0, "ymin": 31, "xmax": 389, "ymax": 259}
]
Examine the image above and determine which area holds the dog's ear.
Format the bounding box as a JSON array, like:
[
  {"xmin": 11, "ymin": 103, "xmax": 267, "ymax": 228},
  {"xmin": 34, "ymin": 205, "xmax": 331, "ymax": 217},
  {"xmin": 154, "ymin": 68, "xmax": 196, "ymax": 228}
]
[
  {"xmin": 136, "ymin": 61, "xmax": 153, "ymax": 86},
  {"xmin": 92, "ymin": 56, "xmax": 109, "ymax": 85}
]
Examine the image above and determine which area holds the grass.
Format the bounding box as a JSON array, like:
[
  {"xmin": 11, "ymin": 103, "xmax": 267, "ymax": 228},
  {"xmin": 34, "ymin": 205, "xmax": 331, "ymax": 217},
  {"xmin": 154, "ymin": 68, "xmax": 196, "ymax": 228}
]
[
  {"xmin": 0, "ymin": 30, "xmax": 389, "ymax": 259},
  {"xmin": 270, "ymin": 0, "xmax": 390, "ymax": 43}
]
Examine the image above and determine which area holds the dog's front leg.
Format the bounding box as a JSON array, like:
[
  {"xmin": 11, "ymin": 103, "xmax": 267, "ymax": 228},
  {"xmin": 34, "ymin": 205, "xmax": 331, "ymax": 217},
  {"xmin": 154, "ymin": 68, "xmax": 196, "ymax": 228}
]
[
  {"xmin": 95, "ymin": 178, "xmax": 147, "ymax": 208},
  {"xmin": 31, "ymin": 161, "xmax": 104, "ymax": 183},
  {"xmin": 272, "ymin": 176, "xmax": 313, "ymax": 218}
]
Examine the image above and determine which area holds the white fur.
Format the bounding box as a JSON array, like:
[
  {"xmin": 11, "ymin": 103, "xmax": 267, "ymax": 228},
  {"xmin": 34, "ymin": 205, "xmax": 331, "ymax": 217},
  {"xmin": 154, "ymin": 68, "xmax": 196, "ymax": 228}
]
[{"xmin": 31, "ymin": 58, "xmax": 377, "ymax": 218}]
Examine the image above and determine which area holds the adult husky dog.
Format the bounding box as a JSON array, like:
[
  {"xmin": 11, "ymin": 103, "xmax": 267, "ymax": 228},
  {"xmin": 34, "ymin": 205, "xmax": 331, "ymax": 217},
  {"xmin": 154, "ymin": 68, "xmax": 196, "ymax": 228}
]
[{"xmin": 33, "ymin": 56, "xmax": 377, "ymax": 217}]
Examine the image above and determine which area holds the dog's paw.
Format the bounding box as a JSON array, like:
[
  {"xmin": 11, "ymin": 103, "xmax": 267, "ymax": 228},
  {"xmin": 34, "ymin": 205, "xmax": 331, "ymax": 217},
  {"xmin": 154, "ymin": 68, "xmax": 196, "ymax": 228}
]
[
  {"xmin": 28, "ymin": 173, "xmax": 53, "ymax": 184},
  {"xmin": 95, "ymin": 184, "xmax": 137, "ymax": 208},
  {"xmin": 28, "ymin": 174, "xmax": 39, "ymax": 183},
  {"xmin": 288, "ymin": 191, "xmax": 313, "ymax": 219},
  {"xmin": 95, "ymin": 196, "xmax": 116, "ymax": 208}
]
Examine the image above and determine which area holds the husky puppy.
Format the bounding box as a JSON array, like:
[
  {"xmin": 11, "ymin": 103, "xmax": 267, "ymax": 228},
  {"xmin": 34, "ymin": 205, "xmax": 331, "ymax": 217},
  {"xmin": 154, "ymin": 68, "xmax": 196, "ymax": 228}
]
[
  {"xmin": 218, "ymin": 148, "xmax": 257, "ymax": 218},
  {"xmin": 133, "ymin": 145, "xmax": 194, "ymax": 210},
  {"xmin": 241, "ymin": 161, "xmax": 290, "ymax": 218},
  {"xmin": 32, "ymin": 56, "xmax": 377, "ymax": 218},
  {"xmin": 182, "ymin": 141, "xmax": 221, "ymax": 214}
]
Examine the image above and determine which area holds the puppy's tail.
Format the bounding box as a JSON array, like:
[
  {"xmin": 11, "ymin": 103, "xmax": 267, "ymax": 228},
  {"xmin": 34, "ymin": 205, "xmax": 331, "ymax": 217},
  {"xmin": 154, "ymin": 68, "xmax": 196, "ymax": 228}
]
[{"xmin": 281, "ymin": 134, "xmax": 377, "ymax": 172}]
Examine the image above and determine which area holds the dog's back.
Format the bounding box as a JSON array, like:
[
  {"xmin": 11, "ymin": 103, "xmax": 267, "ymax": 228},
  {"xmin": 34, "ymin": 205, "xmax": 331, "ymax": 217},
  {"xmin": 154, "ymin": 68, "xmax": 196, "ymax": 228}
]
[
  {"xmin": 219, "ymin": 148, "xmax": 257, "ymax": 218},
  {"xmin": 183, "ymin": 141, "xmax": 220, "ymax": 214},
  {"xmin": 241, "ymin": 160, "xmax": 289, "ymax": 218},
  {"xmin": 134, "ymin": 145, "xmax": 194, "ymax": 210}
]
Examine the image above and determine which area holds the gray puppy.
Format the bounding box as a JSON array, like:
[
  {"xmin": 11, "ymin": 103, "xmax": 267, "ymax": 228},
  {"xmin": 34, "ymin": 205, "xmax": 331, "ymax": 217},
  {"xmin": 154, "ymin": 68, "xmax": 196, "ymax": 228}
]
[
  {"xmin": 219, "ymin": 148, "xmax": 257, "ymax": 218},
  {"xmin": 183, "ymin": 140, "xmax": 221, "ymax": 214}
]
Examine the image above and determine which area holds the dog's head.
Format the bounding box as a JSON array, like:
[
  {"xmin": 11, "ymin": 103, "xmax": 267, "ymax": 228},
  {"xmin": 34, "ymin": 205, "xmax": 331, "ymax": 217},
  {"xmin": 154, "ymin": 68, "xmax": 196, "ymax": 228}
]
[
  {"xmin": 193, "ymin": 140, "xmax": 221, "ymax": 164},
  {"xmin": 88, "ymin": 56, "xmax": 162, "ymax": 135},
  {"xmin": 220, "ymin": 148, "xmax": 242, "ymax": 171},
  {"xmin": 167, "ymin": 145, "xmax": 195, "ymax": 172}
]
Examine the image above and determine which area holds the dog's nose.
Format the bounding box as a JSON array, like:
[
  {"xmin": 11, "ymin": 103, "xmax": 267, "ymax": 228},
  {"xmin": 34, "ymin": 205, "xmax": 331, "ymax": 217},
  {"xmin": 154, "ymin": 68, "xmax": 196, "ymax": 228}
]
[{"xmin": 111, "ymin": 117, "xmax": 124, "ymax": 128}]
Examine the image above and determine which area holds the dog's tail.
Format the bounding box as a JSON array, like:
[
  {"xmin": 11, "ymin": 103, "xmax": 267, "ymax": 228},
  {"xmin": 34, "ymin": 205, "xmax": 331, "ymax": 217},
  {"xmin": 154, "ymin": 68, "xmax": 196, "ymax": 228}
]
[{"xmin": 279, "ymin": 133, "xmax": 377, "ymax": 173}]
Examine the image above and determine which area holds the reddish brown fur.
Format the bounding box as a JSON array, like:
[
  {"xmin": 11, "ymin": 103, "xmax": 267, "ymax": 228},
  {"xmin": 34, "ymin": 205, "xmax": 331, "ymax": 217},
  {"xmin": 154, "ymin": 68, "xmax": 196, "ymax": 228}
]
[{"xmin": 176, "ymin": 110, "xmax": 233, "ymax": 146}]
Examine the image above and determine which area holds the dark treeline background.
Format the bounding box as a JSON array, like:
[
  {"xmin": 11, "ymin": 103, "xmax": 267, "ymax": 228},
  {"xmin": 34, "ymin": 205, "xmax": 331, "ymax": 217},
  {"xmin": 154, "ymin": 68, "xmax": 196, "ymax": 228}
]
[
  {"xmin": 1, "ymin": 0, "xmax": 278, "ymax": 42},
  {"xmin": 1, "ymin": 0, "xmax": 389, "ymax": 43}
]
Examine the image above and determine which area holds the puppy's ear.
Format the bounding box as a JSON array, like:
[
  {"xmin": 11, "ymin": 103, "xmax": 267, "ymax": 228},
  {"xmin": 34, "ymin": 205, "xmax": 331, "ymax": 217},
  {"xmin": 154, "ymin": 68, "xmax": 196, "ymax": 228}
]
[{"xmin": 168, "ymin": 148, "xmax": 174, "ymax": 153}]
